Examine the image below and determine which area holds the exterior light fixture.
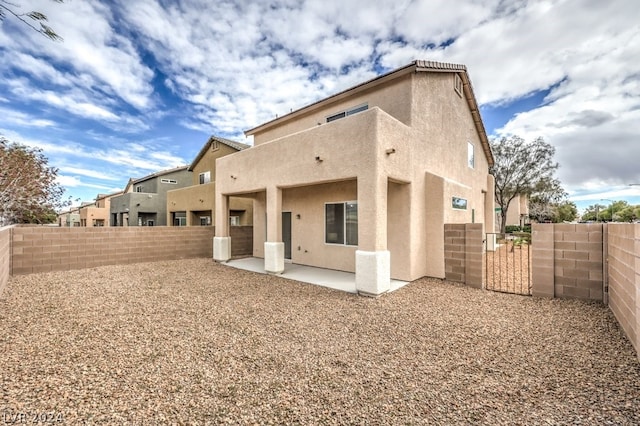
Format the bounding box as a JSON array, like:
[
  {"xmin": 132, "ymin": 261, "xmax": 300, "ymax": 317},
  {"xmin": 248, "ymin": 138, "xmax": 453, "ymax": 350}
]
[{"xmin": 315, "ymin": 156, "xmax": 323, "ymax": 162}]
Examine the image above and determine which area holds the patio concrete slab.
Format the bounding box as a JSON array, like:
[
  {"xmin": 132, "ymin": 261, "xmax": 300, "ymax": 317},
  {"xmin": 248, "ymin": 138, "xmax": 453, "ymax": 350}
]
[{"xmin": 225, "ymin": 257, "xmax": 409, "ymax": 294}]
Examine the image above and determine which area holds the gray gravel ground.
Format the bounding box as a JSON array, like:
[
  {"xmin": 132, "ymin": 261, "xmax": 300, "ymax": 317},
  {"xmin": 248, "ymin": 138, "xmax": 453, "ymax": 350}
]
[{"xmin": 1, "ymin": 258, "xmax": 639, "ymax": 425}]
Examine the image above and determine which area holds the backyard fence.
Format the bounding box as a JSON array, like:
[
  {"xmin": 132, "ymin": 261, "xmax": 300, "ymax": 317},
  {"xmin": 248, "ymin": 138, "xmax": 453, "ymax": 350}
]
[
  {"xmin": 0, "ymin": 225, "xmax": 253, "ymax": 282},
  {"xmin": 444, "ymin": 222, "xmax": 639, "ymax": 359}
]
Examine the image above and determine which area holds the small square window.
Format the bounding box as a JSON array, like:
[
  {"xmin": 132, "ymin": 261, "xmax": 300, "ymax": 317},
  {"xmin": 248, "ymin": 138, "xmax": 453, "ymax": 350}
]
[
  {"xmin": 199, "ymin": 171, "xmax": 211, "ymax": 184},
  {"xmin": 452, "ymin": 197, "xmax": 468, "ymax": 210}
]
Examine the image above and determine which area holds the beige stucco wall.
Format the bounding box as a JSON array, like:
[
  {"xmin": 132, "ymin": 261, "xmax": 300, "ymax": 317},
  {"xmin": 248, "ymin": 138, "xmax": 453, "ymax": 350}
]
[
  {"xmin": 191, "ymin": 143, "xmax": 239, "ymax": 185},
  {"xmin": 251, "ymin": 74, "xmax": 413, "ymax": 145},
  {"xmin": 167, "ymin": 141, "xmax": 254, "ymax": 227},
  {"xmin": 505, "ymin": 194, "xmax": 529, "ymax": 227},
  {"xmin": 216, "ymin": 70, "xmax": 494, "ymax": 282},
  {"xmin": 167, "ymin": 182, "xmax": 253, "ymax": 226},
  {"xmin": 80, "ymin": 205, "xmax": 110, "ymax": 226}
]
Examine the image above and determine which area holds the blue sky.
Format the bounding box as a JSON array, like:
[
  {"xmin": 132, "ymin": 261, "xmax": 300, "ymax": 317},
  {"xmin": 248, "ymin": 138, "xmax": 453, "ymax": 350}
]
[{"xmin": 1, "ymin": 0, "xmax": 639, "ymax": 214}]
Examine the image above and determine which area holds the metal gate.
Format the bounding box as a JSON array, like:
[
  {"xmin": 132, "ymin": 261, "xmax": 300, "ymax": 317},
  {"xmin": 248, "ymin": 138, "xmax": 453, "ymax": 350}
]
[{"xmin": 484, "ymin": 232, "xmax": 532, "ymax": 295}]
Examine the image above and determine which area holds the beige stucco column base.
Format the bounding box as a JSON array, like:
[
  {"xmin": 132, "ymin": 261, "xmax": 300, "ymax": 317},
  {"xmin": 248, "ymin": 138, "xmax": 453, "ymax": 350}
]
[
  {"xmin": 264, "ymin": 242, "xmax": 285, "ymax": 274},
  {"xmin": 355, "ymin": 250, "xmax": 391, "ymax": 297},
  {"xmin": 213, "ymin": 237, "xmax": 231, "ymax": 262}
]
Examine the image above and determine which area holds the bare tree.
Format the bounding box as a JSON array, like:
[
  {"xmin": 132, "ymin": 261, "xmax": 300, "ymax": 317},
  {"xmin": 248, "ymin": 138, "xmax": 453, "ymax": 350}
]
[
  {"xmin": 0, "ymin": 0, "xmax": 63, "ymax": 41},
  {"xmin": 0, "ymin": 136, "xmax": 67, "ymax": 225}
]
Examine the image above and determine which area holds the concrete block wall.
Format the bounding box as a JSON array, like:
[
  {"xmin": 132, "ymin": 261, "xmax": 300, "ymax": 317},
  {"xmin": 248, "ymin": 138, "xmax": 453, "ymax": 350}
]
[
  {"xmin": 0, "ymin": 226, "xmax": 11, "ymax": 296},
  {"xmin": 444, "ymin": 224, "xmax": 466, "ymax": 283},
  {"xmin": 607, "ymin": 224, "xmax": 639, "ymax": 358},
  {"xmin": 531, "ymin": 223, "xmax": 604, "ymax": 301},
  {"xmin": 10, "ymin": 226, "xmax": 217, "ymax": 275},
  {"xmin": 444, "ymin": 223, "xmax": 483, "ymax": 288},
  {"xmin": 531, "ymin": 224, "xmax": 554, "ymax": 298}
]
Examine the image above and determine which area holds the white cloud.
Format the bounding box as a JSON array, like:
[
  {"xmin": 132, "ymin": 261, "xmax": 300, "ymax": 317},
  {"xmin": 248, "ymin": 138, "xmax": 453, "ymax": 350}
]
[
  {"xmin": 59, "ymin": 167, "xmax": 119, "ymax": 181},
  {"xmin": 0, "ymin": 107, "xmax": 56, "ymax": 128},
  {"xmin": 1, "ymin": 0, "xmax": 639, "ymax": 206}
]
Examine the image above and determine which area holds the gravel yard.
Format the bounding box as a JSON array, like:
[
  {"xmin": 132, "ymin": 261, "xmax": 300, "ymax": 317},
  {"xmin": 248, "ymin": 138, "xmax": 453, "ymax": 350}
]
[{"xmin": 1, "ymin": 258, "xmax": 639, "ymax": 424}]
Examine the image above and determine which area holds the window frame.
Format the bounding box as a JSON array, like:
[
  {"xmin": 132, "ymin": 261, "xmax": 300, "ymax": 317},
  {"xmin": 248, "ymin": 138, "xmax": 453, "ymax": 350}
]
[
  {"xmin": 467, "ymin": 142, "xmax": 475, "ymax": 169},
  {"xmin": 161, "ymin": 178, "xmax": 178, "ymax": 184},
  {"xmin": 452, "ymin": 197, "xmax": 468, "ymax": 210},
  {"xmin": 324, "ymin": 201, "xmax": 358, "ymax": 246},
  {"xmin": 199, "ymin": 171, "xmax": 211, "ymax": 185},
  {"xmin": 454, "ymin": 73, "xmax": 463, "ymax": 97}
]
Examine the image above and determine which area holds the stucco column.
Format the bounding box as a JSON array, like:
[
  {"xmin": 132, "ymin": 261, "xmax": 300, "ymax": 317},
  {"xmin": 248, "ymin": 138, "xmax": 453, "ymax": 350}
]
[
  {"xmin": 264, "ymin": 186, "xmax": 284, "ymax": 274},
  {"xmin": 425, "ymin": 172, "xmax": 445, "ymax": 278},
  {"xmin": 213, "ymin": 194, "xmax": 230, "ymax": 262},
  {"xmin": 356, "ymin": 174, "xmax": 390, "ymax": 296}
]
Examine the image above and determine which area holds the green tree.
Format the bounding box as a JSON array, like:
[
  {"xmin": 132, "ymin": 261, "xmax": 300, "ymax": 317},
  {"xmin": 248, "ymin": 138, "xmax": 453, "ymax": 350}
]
[
  {"xmin": 0, "ymin": 0, "xmax": 63, "ymax": 41},
  {"xmin": 581, "ymin": 204, "xmax": 606, "ymax": 222},
  {"xmin": 490, "ymin": 135, "xmax": 560, "ymax": 233},
  {"xmin": 553, "ymin": 201, "xmax": 578, "ymax": 223},
  {"xmin": 528, "ymin": 177, "xmax": 567, "ymax": 223},
  {"xmin": 608, "ymin": 200, "xmax": 630, "ymax": 222},
  {"xmin": 616, "ymin": 206, "xmax": 636, "ymax": 222},
  {"xmin": 0, "ymin": 136, "xmax": 67, "ymax": 225}
]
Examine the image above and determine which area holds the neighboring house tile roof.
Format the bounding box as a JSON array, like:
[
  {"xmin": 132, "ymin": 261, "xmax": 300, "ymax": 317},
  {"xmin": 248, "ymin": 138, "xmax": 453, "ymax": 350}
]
[
  {"xmin": 188, "ymin": 135, "xmax": 251, "ymax": 171},
  {"xmin": 245, "ymin": 59, "xmax": 494, "ymax": 166}
]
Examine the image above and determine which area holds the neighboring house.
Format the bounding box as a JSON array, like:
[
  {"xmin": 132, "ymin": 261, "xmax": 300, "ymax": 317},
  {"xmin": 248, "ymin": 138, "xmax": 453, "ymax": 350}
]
[
  {"xmin": 213, "ymin": 60, "xmax": 496, "ymax": 296},
  {"xmin": 79, "ymin": 191, "xmax": 123, "ymax": 227},
  {"xmin": 57, "ymin": 206, "xmax": 81, "ymax": 227},
  {"xmin": 110, "ymin": 166, "xmax": 191, "ymax": 226},
  {"xmin": 503, "ymin": 194, "xmax": 530, "ymax": 228},
  {"xmin": 167, "ymin": 136, "xmax": 253, "ymax": 226}
]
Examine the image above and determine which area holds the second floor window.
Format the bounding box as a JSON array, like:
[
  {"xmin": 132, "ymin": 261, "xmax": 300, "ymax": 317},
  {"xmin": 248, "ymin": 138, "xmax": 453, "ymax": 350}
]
[
  {"xmin": 135, "ymin": 186, "xmax": 143, "ymax": 192},
  {"xmin": 468, "ymin": 142, "xmax": 475, "ymax": 169},
  {"xmin": 199, "ymin": 171, "xmax": 211, "ymax": 184},
  {"xmin": 326, "ymin": 104, "xmax": 368, "ymax": 123}
]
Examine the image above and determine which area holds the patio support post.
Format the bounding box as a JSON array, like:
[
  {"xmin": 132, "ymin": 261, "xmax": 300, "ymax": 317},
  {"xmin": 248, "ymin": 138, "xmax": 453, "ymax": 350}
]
[
  {"xmin": 213, "ymin": 194, "xmax": 231, "ymax": 262},
  {"xmin": 265, "ymin": 186, "xmax": 284, "ymax": 274},
  {"xmin": 356, "ymin": 174, "xmax": 390, "ymax": 296}
]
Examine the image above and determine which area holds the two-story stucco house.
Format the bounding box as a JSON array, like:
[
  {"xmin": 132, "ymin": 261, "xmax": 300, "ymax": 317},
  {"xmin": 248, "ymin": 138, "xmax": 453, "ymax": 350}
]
[
  {"xmin": 213, "ymin": 60, "xmax": 496, "ymax": 296},
  {"xmin": 167, "ymin": 136, "xmax": 253, "ymax": 226},
  {"xmin": 79, "ymin": 191, "xmax": 123, "ymax": 227},
  {"xmin": 110, "ymin": 166, "xmax": 191, "ymax": 227}
]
